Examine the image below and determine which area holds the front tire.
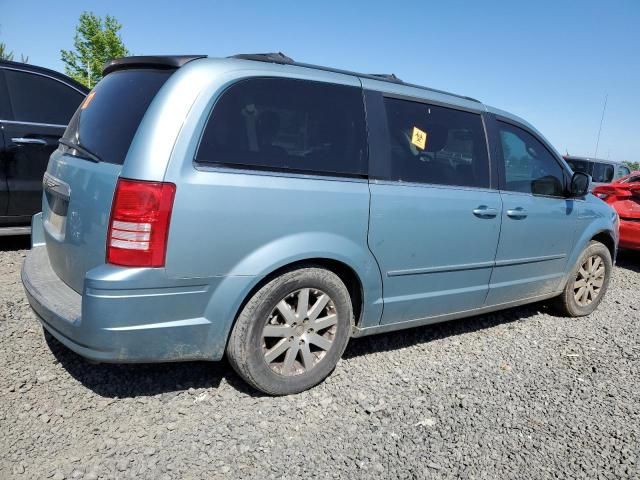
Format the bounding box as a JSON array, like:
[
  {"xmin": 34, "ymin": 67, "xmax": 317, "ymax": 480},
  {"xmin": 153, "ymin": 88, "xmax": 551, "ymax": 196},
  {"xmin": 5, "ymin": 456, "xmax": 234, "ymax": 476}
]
[
  {"xmin": 227, "ymin": 267, "xmax": 353, "ymax": 395},
  {"xmin": 554, "ymin": 240, "xmax": 612, "ymax": 317}
]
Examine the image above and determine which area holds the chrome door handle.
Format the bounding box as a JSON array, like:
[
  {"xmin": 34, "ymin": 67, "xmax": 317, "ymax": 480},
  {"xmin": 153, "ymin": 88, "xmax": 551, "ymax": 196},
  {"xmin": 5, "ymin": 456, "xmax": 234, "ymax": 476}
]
[
  {"xmin": 472, "ymin": 206, "xmax": 498, "ymax": 218},
  {"xmin": 506, "ymin": 207, "xmax": 528, "ymax": 219},
  {"xmin": 11, "ymin": 137, "xmax": 47, "ymax": 146}
]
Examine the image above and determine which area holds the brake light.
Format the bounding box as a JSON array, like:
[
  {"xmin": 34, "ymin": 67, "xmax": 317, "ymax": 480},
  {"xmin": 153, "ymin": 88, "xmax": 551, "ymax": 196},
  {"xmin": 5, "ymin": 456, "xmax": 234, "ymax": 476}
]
[
  {"xmin": 592, "ymin": 185, "xmax": 632, "ymax": 201},
  {"xmin": 107, "ymin": 178, "xmax": 176, "ymax": 267}
]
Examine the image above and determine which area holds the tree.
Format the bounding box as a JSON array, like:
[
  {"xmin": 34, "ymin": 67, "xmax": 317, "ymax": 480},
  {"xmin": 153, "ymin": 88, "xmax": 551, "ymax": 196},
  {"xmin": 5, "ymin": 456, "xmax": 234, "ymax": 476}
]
[
  {"xmin": 61, "ymin": 12, "xmax": 129, "ymax": 88},
  {"xmin": 0, "ymin": 42, "xmax": 13, "ymax": 61},
  {"xmin": 623, "ymin": 161, "xmax": 640, "ymax": 172}
]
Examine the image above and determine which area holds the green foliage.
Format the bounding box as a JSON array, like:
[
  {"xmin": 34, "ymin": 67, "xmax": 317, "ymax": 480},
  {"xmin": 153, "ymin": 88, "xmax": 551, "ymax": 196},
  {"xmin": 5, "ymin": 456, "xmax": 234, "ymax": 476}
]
[
  {"xmin": 0, "ymin": 42, "xmax": 14, "ymax": 61},
  {"xmin": 623, "ymin": 161, "xmax": 639, "ymax": 172},
  {"xmin": 61, "ymin": 12, "xmax": 129, "ymax": 88}
]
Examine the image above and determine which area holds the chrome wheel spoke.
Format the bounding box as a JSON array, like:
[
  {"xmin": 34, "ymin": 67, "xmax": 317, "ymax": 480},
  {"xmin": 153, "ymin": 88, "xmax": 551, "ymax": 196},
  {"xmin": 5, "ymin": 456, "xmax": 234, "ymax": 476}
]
[
  {"xmin": 276, "ymin": 300, "xmax": 297, "ymax": 325},
  {"xmin": 574, "ymin": 286, "xmax": 586, "ymax": 302},
  {"xmin": 263, "ymin": 324, "xmax": 294, "ymax": 338},
  {"xmin": 307, "ymin": 294, "xmax": 330, "ymax": 322},
  {"xmin": 580, "ymin": 285, "xmax": 589, "ymax": 304},
  {"xmin": 307, "ymin": 332, "xmax": 333, "ymax": 351},
  {"xmin": 282, "ymin": 344, "xmax": 299, "ymax": 374},
  {"xmin": 312, "ymin": 313, "xmax": 338, "ymax": 331},
  {"xmin": 574, "ymin": 279, "xmax": 587, "ymax": 288},
  {"xmin": 592, "ymin": 277, "xmax": 604, "ymax": 288},
  {"xmin": 264, "ymin": 338, "xmax": 291, "ymax": 363},
  {"xmin": 296, "ymin": 288, "xmax": 310, "ymax": 319},
  {"xmin": 300, "ymin": 342, "xmax": 315, "ymax": 370}
]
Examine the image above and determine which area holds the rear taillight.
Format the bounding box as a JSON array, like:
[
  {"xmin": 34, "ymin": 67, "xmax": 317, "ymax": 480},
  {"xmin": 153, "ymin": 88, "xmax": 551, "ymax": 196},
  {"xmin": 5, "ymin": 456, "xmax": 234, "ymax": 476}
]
[
  {"xmin": 107, "ymin": 178, "xmax": 176, "ymax": 267},
  {"xmin": 592, "ymin": 186, "xmax": 632, "ymax": 202}
]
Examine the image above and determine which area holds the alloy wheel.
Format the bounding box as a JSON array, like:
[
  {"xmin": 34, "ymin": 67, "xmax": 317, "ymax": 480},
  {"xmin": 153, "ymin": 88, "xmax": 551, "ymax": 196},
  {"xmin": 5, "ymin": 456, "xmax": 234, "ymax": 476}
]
[
  {"xmin": 573, "ymin": 254, "xmax": 606, "ymax": 307},
  {"xmin": 261, "ymin": 288, "xmax": 338, "ymax": 376}
]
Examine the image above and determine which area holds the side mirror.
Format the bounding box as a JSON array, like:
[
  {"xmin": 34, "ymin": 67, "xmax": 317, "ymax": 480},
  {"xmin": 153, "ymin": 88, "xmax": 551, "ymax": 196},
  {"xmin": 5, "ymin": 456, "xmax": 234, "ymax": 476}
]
[{"xmin": 569, "ymin": 172, "xmax": 590, "ymax": 197}]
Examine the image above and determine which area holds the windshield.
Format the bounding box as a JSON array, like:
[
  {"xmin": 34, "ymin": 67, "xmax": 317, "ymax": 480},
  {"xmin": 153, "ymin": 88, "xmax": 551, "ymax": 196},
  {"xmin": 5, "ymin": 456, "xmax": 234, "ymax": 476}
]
[{"xmin": 61, "ymin": 69, "xmax": 173, "ymax": 165}]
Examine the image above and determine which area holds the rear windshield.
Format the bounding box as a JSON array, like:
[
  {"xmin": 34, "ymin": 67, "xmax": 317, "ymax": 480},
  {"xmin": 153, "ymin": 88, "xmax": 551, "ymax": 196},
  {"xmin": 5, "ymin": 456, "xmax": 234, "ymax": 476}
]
[
  {"xmin": 61, "ymin": 69, "xmax": 173, "ymax": 164},
  {"xmin": 565, "ymin": 159, "xmax": 592, "ymax": 175}
]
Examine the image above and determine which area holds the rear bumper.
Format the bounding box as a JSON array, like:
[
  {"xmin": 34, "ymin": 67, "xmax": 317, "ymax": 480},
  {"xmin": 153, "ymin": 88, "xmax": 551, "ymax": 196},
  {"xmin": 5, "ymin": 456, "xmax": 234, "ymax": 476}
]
[
  {"xmin": 619, "ymin": 218, "xmax": 640, "ymax": 250},
  {"xmin": 22, "ymin": 245, "xmax": 222, "ymax": 363}
]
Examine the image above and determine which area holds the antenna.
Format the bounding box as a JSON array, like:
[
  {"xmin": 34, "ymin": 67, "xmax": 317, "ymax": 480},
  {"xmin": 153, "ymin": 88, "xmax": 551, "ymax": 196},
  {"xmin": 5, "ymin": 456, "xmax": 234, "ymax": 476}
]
[{"xmin": 594, "ymin": 94, "xmax": 608, "ymax": 158}]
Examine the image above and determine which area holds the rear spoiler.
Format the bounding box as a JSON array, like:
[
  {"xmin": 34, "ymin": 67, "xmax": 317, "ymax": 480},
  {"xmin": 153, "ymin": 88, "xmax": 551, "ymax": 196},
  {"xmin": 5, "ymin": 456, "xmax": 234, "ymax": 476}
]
[{"xmin": 102, "ymin": 55, "xmax": 207, "ymax": 76}]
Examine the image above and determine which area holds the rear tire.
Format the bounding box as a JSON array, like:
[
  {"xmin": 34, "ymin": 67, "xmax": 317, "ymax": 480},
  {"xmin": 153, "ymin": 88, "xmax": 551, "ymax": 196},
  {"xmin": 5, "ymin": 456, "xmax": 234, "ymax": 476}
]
[
  {"xmin": 554, "ymin": 240, "xmax": 612, "ymax": 317},
  {"xmin": 227, "ymin": 267, "xmax": 352, "ymax": 395}
]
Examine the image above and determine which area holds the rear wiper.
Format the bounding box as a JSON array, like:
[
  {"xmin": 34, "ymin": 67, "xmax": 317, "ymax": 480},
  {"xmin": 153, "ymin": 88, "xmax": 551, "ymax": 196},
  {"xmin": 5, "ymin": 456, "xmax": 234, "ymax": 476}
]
[{"xmin": 58, "ymin": 138, "xmax": 101, "ymax": 163}]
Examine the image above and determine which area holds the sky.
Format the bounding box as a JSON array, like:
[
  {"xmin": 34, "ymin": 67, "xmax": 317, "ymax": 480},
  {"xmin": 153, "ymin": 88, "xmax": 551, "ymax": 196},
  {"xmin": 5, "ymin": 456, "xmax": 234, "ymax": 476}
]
[{"xmin": 1, "ymin": 0, "xmax": 639, "ymax": 162}]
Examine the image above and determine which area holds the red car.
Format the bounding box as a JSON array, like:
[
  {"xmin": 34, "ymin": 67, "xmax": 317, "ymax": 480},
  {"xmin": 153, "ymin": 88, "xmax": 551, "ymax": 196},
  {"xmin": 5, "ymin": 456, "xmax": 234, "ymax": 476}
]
[{"xmin": 593, "ymin": 171, "xmax": 640, "ymax": 250}]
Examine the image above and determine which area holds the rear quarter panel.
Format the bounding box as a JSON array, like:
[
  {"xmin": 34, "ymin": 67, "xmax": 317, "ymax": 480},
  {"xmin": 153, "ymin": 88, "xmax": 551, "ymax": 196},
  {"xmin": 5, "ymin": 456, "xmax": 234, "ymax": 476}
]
[{"xmin": 159, "ymin": 60, "xmax": 384, "ymax": 338}]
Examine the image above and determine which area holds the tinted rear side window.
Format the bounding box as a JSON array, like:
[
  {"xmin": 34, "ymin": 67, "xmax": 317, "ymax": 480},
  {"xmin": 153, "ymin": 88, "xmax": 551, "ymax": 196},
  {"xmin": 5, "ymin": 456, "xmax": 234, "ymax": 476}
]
[
  {"xmin": 592, "ymin": 162, "xmax": 615, "ymax": 183},
  {"xmin": 62, "ymin": 69, "xmax": 173, "ymax": 165},
  {"xmin": 381, "ymin": 97, "xmax": 489, "ymax": 188},
  {"xmin": 3, "ymin": 68, "xmax": 84, "ymax": 124},
  {"xmin": 196, "ymin": 78, "xmax": 367, "ymax": 176},
  {"xmin": 565, "ymin": 159, "xmax": 592, "ymax": 175}
]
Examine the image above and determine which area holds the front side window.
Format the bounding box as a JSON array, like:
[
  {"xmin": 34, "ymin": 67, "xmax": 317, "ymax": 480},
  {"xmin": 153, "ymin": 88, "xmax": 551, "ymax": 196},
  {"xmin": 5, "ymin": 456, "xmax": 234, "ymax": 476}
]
[
  {"xmin": 498, "ymin": 121, "xmax": 565, "ymax": 197},
  {"xmin": 196, "ymin": 78, "xmax": 367, "ymax": 176},
  {"xmin": 382, "ymin": 97, "xmax": 489, "ymax": 188},
  {"xmin": 592, "ymin": 162, "xmax": 615, "ymax": 183},
  {"xmin": 3, "ymin": 69, "xmax": 84, "ymax": 124}
]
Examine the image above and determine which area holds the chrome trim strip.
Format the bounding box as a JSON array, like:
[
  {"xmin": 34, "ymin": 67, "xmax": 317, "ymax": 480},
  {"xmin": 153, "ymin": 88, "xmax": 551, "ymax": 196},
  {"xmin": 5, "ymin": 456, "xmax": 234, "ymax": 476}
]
[
  {"xmin": 494, "ymin": 253, "xmax": 566, "ymax": 267},
  {"xmin": 386, "ymin": 254, "xmax": 565, "ymax": 277},
  {"xmin": 388, "ymin": 261, "xmax": 495, "ymax": 277},
  {"xmin": 0, "ymin": 226, "xmax": 31, "ymax": 236},
  {"xmin": 0, "ymin": 119, "xmax": 67, "ymax": 128}
]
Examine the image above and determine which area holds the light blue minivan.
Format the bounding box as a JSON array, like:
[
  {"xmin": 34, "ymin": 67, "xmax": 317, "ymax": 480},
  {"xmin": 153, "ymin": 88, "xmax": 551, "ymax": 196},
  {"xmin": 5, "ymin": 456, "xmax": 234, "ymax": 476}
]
[{"xmin": 22, "ymin": 53, "xmax": 618, "ymax": 394}]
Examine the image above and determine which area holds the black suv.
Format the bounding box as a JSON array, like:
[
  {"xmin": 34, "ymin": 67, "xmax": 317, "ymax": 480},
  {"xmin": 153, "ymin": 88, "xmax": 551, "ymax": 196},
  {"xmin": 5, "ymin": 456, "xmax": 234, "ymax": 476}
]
[{"xmin": 0, "ymin": 60, "xmax": 88, "ymax": 236}]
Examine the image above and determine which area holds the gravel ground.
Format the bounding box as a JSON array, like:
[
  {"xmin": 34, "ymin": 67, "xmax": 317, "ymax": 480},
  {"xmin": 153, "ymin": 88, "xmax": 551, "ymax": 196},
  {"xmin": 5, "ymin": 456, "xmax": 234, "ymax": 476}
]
[{"xmin": 1, "ymin": 236, "xmax": 639, "ymax": 480}]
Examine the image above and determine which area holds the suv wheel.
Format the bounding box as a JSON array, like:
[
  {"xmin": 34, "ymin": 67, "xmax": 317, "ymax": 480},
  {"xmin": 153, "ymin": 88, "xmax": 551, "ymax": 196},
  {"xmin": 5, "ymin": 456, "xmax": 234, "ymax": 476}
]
[
  {"xmin": 227, "ymin": 267, "xmax": 352, "ymax": 395},
  {"xmin": 554, "ymin": 240, "xmax": 612, "ymax": 317}
]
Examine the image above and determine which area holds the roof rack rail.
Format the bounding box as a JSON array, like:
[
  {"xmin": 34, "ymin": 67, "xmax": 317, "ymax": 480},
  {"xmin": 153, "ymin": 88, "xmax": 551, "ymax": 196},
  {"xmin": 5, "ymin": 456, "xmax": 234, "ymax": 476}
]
[
  {"xmin": 229, "ymin": 52, "xmax": 294, "ymax": 64},
  {"xmin": 369, "ymin": 73, "xmax": 403, "ymax": 83},
  {"xmin": 228, "ymin": 52, "xmax": 481, "ymax": 103}
]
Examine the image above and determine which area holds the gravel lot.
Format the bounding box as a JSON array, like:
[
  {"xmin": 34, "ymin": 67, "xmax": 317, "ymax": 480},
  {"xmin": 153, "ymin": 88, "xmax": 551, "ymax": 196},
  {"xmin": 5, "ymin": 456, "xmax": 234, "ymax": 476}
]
[{"xmin": 1, "ymin": 236, "xmax": 638, "ymax": 480}]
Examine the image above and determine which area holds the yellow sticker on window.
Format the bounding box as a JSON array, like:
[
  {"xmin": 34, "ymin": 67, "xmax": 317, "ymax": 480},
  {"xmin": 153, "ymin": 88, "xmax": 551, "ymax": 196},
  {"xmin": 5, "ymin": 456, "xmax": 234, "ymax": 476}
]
[
  {"xmin": 81, "ymin": 91, "xmax": 96, "ymax": 110},
  {"xmin": 411, "ymin": 126, "xmax": 427, "ymax": 150}
]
